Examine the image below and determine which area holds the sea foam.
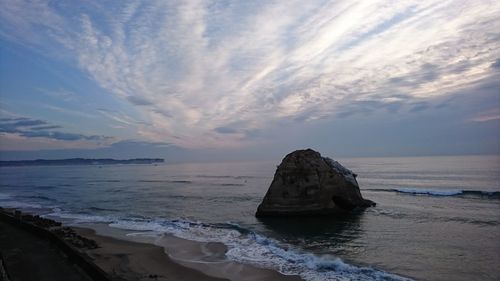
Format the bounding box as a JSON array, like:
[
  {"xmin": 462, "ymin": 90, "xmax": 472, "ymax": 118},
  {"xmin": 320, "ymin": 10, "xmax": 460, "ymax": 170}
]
[
  {"xmin": 364, "ymin": 188, "xmax": 500, "ymax": 198},
  {"xmin": 395, "ymin": 188, "xmax": 462, "ymax": 196}
]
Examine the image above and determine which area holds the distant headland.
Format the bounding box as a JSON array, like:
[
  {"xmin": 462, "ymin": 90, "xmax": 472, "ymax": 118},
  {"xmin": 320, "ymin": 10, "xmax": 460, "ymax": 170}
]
[{"xmin": 0, "ymin": 158, "xmax": 164, "ymax": 166}]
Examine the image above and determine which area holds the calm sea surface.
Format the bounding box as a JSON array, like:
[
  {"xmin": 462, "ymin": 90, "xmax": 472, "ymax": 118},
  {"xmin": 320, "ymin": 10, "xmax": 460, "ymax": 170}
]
[{"xmin": 1, "ymin": 155, "xmax": 499, "ymax": 281}]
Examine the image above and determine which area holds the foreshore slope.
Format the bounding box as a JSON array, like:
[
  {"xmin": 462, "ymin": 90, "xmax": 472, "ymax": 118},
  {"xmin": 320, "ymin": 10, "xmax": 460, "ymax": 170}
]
[{"xmin": 0, "ymin": 208, "xmax": 302, "ymax": 281}]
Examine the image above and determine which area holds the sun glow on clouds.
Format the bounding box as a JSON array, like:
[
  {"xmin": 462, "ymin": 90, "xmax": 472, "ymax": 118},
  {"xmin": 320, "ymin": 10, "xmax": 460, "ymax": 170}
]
[{"xmin": 1, "ymin": 0, "xmax": 499, "ymax": 148}]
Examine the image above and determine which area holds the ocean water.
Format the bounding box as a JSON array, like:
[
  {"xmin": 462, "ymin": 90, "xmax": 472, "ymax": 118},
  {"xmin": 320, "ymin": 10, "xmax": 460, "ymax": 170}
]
[{"xmin": 1, "ymin": 155, "xmax": 499, "ymax": 281}]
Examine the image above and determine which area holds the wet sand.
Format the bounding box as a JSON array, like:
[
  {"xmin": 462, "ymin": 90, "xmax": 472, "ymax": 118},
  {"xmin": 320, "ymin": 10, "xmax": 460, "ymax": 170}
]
[
  {"xmin": 75, "ymin": 226, "xmax": 304, "ymax": 281},
  {"xmin": 158, "ymin": 235, "xmax": 303, "ymax": 281},
  {"xmin": 75, "ymin": 227, "xmax": 227, "ymax": 281}
]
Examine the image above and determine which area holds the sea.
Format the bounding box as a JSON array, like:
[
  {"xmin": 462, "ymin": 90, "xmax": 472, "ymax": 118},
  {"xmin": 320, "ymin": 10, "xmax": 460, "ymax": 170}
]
[{"xmin": 1, "ymin": 155, "xmax": 499, "ymax": 281}]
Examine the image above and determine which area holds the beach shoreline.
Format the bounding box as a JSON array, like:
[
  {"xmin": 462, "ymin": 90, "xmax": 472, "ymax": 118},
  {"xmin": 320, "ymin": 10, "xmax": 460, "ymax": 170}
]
[
  {"xmin": 74, "ymin": 225, "xmax": 304, "ymax": 281},
  {"xmin": 73, "ymin": 226, "xmax": 229, "ymax": 281},
  {"xmin": 0, "ymin": 208, "xmax": 303, "ymax": 281}
]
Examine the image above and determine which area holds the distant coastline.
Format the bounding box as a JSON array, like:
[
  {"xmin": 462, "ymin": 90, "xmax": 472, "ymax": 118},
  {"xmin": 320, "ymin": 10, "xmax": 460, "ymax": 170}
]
[{"xmin": 0, "ymin": 158, "xmax": 164, "ymax": 167}]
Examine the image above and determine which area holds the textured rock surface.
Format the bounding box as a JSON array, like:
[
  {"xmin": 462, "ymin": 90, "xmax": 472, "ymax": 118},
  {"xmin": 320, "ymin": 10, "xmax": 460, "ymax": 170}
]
[{"xmin": 256, "ymin": 149, "xmax": 375, "ymax": 217}]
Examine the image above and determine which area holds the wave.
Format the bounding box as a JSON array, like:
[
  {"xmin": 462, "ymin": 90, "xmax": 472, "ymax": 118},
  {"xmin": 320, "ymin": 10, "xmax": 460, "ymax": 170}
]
[
  {"xmin": 34, "ymin": 185, "xmax": 56, "ymax": 190},
  {"xmin": 0, "ymin": 193, "xmax": 57, "ymax": 210},
  {"xmin": 46, "ymin": 209, "xmax": 115, "ymax": 223},
  {"xmin": 45, "ymin": 210, "xmax": 411, "ymax": 281},
  {"xmin": 218, "ymin": 183, "xmax": 246, "ymax": 187},
  {"xmin": 364, "ymin": 188, "xmax": 500, "ymax": 199},
  {"xmin": 90, "ymin": 180, "xmax": 122, "ymax": 183},
  {"xmin": 136, "ymin": 179, "xmax": 193, "ymax": 184},
  {"xmin": 194, "ymin": 175, "xmax": 258, "ymax": 179},
  {"xmin": 137, "ymin": 180, "xmax": 170, "ymax": 183},
  {"xmin": 169, "ymin": 180, "xmax": 192, "ymax": 184},
  {"xmin": 370, "ymin": 208, "xmax": 499, "ymax": 226},
  {"xmin": 18, "ymin": 195, "xmax": 58, "ymax": 202},
  {"xmin": 139, "ymin": 180, "xmax": 244, "ymax": 186},
  {"xmin": 87, "ymin": 206, "xmax": 120, "ymax": 212},
  {"xmin": 0, "ymin": 192, "xmax": 11, "ymax": 200},
  {"xmin": 0, "ymin": 200, "xmax": 44, "ymax": 209},
  {"xmin": 394, "ymin": 188, "xmax": 462, "ymax": 196}
]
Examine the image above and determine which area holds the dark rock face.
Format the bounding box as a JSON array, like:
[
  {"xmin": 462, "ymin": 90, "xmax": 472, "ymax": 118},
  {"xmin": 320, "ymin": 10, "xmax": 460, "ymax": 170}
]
[{"xmin": 256, "ymin": 149, "xmax": 375, "ymax": 217}]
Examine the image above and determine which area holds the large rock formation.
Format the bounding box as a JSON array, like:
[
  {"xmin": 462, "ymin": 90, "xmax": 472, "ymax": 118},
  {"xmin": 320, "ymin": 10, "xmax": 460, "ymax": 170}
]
[{"xmin": 256, "ymin": 149, "xmax": 375, "ymax": 217}]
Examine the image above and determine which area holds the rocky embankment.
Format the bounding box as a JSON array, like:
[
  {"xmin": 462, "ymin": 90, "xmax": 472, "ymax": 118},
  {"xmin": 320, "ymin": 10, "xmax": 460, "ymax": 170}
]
[{"xmin": 0, "ymin": 208, "xmax": 98, "ymax": 249}]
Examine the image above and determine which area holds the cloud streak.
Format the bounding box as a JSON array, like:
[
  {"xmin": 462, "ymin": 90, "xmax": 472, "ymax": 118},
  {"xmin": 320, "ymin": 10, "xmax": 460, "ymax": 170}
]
[
  {"xmin": 1, "ymin": 0, "xmax": 499, "ymax": 148},
  {"xmin": 0, "ymin": 117, "xmax": 110, "ymax": 141}
]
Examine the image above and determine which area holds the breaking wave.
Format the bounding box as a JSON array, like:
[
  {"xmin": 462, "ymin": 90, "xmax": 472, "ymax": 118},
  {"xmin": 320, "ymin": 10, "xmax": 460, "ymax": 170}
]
[
  {"xmin": 44, "ymin": 209, "xmax": 412, "ymax": 281},
  {"xmin": 364, "ymin": 188, "xmax": 500, "ymax": 199}
]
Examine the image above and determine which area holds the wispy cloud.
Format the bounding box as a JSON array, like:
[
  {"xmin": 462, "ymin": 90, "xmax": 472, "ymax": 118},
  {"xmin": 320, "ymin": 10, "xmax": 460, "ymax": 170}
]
[
  {"xmin": 96, "ymin": 108, "xmax": 147, "ymax": 127},
  {"xmin": 1, "ymin": 0, "xmax": 499, "ymax": 148},
  {"xmin": 470, "ymin": 109, "xmax": 500, "ymax": 122},
  {"xmin": 0, "ymin": 116, "xmax": 110, "ymax": 141},
  {"xmin": 41, "ymin": 104, "xmax": 98, "ymax": 119},
  {"xmin": 37, "ymin": 88, "xmax": 78, "ymax": 102}
]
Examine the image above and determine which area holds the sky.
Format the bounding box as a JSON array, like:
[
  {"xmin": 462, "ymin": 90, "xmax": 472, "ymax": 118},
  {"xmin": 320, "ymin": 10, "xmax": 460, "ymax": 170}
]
[{"xmin": 0, "ymin": 0, "xmax": 499, "ymax": 162}]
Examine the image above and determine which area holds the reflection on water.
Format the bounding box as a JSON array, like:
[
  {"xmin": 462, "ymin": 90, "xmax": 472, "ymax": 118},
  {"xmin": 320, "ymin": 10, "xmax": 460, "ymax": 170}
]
[{"xmin": 258, "ymin": 213, "xmax": 363, "ymax": 243}]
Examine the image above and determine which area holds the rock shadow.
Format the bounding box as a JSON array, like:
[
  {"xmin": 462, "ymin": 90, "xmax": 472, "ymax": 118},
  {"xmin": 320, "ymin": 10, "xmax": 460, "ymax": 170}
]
[{"xmin": 257, "ymin": 211, "xmax": 365, "ymax": 244}]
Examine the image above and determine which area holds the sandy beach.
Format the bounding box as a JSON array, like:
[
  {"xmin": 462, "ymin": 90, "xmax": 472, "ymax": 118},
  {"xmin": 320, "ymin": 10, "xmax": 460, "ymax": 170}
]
[
  {"xmin": 74, "ymin": 227, "xmax": 227, "ymax": 281},
  {"xmin": 75, "ymin": 226, "xmax": 303, "ymax": 281}
]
